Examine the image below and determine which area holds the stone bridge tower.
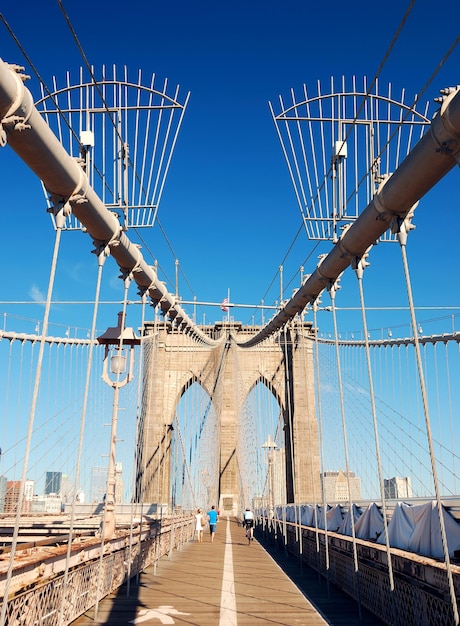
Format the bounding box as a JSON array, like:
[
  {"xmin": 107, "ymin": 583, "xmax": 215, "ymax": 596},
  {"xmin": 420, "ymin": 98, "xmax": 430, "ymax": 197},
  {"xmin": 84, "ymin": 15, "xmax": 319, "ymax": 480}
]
[{"xmin": 136, "ymin": 320, "xmax": 320, "ymax": 514}]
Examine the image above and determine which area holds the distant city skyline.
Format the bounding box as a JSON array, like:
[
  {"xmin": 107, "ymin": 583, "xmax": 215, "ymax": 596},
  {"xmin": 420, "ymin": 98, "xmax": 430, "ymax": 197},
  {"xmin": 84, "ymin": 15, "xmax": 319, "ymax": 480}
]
[
  {"xmin": 384, "ymin": 477, "xmax": 413, "ymax": 500},
  {"xmin": 321, "ymin": 470, "xmax": 362, "ymax": 503}
]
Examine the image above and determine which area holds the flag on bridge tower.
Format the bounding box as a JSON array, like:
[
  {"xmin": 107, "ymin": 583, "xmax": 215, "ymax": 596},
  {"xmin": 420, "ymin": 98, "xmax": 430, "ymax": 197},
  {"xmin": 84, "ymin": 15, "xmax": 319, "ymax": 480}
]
[
  {"xmin": 220, "ymin": 298, "xmax": 229, "ymax": 312},
  {"xmin": 221, "ymin": 289, "xmax": 231, "ymax": 321}
]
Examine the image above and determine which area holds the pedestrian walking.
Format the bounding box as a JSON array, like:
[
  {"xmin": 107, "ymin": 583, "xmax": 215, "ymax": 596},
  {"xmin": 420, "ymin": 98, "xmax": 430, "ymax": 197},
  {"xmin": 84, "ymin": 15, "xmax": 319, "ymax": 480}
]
[
  {"xmin": 207, "ymin": 505, "xmax": 218, "ymax": 542},
  {"xmin": 195, "ymin": 508, "xmax": 205, "ymax": 542}
]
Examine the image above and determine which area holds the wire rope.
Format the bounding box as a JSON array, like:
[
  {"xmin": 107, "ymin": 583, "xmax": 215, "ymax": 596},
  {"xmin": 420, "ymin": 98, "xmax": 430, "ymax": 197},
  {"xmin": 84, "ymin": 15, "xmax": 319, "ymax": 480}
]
[
  {"xmin": 432, "ymin": 343, "xmax": 444, "ymax": 489},
  {"xmin": 312, "ymin": 301, "xmax": 331, "ymax": 579},
  {"xmin": 0, "ymin": 217, "xmax": 63, "ymax": 626},
  {"xmin": 353, "ymin": 254, "xmax": 397, "ymax": 617},
  {"xmin": 327, "ymin": 280, "xmax": 362, "ymax": 619},
  {"xmin": 94, "ymin": 273, "xmax": 134, "ymax": 619},
  {"xmin": 397, "ymin": 217, "xmax": 459, "ymax": 624},
  {"xmin": 57, "ymin": 246, "xmax": 107, "ymax": 625},
  {"xmin": 444, "ymin": 343, "xmax": 457, "ymax": 492}
]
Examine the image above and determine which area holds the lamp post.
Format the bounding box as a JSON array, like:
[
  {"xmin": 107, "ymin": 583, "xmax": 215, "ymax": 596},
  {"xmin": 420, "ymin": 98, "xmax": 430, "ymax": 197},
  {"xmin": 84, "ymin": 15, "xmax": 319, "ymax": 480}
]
[
  {"xmin": 262, "ymin": 435, "xmax": 278, "ymax": 520},
  {"xmin": 97, "ymin": 312, "xmax": 140, "ymax": 539}
]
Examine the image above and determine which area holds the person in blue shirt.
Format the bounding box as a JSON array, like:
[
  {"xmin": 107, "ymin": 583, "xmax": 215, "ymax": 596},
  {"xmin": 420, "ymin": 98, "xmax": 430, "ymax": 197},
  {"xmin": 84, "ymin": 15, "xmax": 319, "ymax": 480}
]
[{"xmin": 207, "ymin": 505, "xmax": 219, "ymax": 542}]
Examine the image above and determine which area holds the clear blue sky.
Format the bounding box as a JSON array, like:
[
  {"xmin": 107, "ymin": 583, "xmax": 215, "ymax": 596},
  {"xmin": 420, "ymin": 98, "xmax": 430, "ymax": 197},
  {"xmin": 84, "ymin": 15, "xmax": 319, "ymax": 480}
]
[{"xmin": 0, "ymin": 0, "xmax": 459, "ymax": 338}]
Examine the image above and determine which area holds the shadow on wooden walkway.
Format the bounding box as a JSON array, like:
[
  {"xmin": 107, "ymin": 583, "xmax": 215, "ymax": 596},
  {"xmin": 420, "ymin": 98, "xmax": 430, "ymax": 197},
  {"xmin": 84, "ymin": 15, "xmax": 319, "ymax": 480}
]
[
  {"xmin": 256, "ymin": 530, "xmax": 385, "ymax": 626},
  {"xmin": 72, "ymin": 517, "xmax": 384, "ymax": 625}
]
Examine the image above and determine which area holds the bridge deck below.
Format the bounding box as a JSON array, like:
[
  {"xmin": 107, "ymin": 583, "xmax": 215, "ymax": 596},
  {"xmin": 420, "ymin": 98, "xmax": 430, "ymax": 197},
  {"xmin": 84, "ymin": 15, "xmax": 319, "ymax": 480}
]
[{"xmin": 72, "ymin": 517, "xmax": 381, "ymax": 625}]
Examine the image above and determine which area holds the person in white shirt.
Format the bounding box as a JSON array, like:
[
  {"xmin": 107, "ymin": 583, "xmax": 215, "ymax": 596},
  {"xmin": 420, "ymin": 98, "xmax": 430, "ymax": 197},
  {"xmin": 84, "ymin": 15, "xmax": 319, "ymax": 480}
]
[
  {"xmin": 195, "ymin": 508, "xmax": 205, "ymax": 543},
  {"xmin": 243, "ymin": 507, "xmax": 254, "ymax": 540}
]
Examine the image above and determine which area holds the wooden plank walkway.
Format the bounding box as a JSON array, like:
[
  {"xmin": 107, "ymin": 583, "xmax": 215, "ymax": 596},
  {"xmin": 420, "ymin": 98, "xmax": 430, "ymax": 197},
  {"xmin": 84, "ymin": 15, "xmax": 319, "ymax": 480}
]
[{"xmin": 72, "ymin": 517, "xmax": 384, "ymax": 625}]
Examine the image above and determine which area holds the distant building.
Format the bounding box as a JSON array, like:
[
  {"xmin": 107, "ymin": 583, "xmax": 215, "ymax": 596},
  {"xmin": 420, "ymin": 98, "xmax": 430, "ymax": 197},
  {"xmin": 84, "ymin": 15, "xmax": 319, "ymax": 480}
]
[
  {"xmin": 60, "ymin": 474, "xmax": 74, "ymax": 503},
  {"xmin": 384, "ymin": 476, "xmax": 413, "ymax": 499},
  {"xmin": 0, "ymin": 476, "xmax": 6, "ymax": 513},
  {"xmin": 321, "ymin": 470, "xmax": 362, "ymax": 503},
  {"xmin": 5, "ymin": 479, "xmax": 35, "ymax": 514},
  {"xmin": 32, "ymin": 493, "xmax": 63, "ymax": 514},
  {"xmin": 43, "ymin": 493, "xmax": 63, "ymax": 514},
  {"xmin": 45, "ymin": 471, "xmax": 62, "ymax": 495},
  {"xmin": 91, "ymin": 467, "xmax": 108, "ymax": 503},
  {"xmin": 91, "ymin": 464, "xmax": 123, "ymax": 504}
]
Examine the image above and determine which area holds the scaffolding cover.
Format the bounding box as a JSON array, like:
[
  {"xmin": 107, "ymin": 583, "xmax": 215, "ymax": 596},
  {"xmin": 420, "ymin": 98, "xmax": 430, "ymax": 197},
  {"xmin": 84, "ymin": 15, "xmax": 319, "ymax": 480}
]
[
  {"xmin": 354, "ymin": 502, "xmax": 384, "ymax": 540},
  {"xmin": 377, "ymin": 501, "xmax": 460, "ymax": 558},
  {"xmin": 338, "ymin": 503, "xmax": 362, "ymax": 536}
]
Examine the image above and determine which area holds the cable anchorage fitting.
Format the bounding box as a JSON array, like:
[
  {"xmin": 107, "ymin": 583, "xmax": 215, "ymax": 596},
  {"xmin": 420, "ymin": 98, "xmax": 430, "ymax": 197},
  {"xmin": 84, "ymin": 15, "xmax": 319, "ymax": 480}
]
[
  {"xmin": 47, "ymin": 199, "xmax": 73, "ymax": 229},
  {"xmin": 351, "ymin": 246, "xmax": 372, "ymax": 280},
  {"xmin": 326, "ymin": 275, "xmax": 342, "ymax": 300},
  {"xmin": 91, "ymin": 242, "xmax": 111, "ymax": 267},
  {"xmin": 390, "ymin": 206, "xmax": 417, "ymax": 247}
]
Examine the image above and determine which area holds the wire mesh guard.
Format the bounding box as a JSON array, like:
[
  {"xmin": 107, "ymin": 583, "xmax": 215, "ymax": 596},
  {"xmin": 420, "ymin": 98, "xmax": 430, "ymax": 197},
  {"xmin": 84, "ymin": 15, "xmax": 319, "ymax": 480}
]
[
  {"xmin": 35, "ymin": 66, "xmax": 190, "ymax": 230},
  {"xmin": 270, "ymin": 76, "xmax": 431, "ymax": 243}
]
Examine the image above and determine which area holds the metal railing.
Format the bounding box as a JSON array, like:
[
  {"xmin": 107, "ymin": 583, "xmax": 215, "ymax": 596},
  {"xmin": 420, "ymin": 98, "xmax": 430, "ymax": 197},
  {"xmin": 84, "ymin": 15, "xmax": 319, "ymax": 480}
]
[
  {"xmin": 1, "ymin": 514, "xmax": 195, "ymax": 626},
  {"xmin": 258, "ymin": 514, "xmax": 460, "ymax": 626}
]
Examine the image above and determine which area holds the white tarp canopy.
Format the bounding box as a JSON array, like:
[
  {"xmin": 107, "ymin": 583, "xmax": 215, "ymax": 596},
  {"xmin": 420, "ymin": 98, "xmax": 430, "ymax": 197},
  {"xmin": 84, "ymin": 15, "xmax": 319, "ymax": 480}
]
[
  {"xmin": 270, "ymin": 499, "xmax": 460, "ymax": 560},
  {"xmin": 285, "ymin": 505, "xmax": 296, "ymax": 522},
  {"xmin": 338, "ymin": 504, "xmax": 362, "ymax": 536},
  {"xmin": 297, "ymin": 504, "xmax": 343, "ymax": 531},
  {"xmin": 300, "ymin": 504, "xmax": 315, "ymax": 526},
  {"xmin": 354, "ymin": 502, "xmax": 384, "ymax": 540},
  {"xmin": 314, "ymin": 504, "xmax": 343, "ymax": 531},
  {"xmin": 377, "ymin": 501, "xmax": 460, "ymax": 558}
]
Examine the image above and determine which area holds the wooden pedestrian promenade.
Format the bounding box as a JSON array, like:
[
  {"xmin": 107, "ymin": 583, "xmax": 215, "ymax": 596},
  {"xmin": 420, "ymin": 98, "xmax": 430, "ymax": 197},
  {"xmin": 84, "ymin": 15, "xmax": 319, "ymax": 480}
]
[{"xmin": 72, "ymin": 517, "xmax": 384, "ymax": 625}]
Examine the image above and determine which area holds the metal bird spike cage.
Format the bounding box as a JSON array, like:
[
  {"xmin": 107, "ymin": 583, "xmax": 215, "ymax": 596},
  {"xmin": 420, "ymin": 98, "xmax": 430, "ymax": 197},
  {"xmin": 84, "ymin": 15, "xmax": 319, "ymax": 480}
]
[
  {"xmin": 270, "ymin": 76, "xmax": 431, "ymax": 243},
  {"xmin": 35, "ymin": 66, "xmax": 190, "ymax": 230}
]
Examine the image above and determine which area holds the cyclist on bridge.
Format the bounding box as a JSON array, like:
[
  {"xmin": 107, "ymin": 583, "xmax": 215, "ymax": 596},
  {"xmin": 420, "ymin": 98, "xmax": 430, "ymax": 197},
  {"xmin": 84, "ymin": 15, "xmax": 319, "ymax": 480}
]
[{"xmin": 243, "ymin": 507, "xmax": 255, "ymax": 541}]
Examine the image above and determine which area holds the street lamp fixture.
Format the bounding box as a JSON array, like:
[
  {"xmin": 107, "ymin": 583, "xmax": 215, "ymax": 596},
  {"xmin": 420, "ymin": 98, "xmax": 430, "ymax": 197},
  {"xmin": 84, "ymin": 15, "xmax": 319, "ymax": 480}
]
[
  {"xmin": 98, "ymin": 312, "xmax": 140, "ymax": 388},
  {"xmin": 97, "ymin": 312, "xmax": 140, "ymax": 539},
  {"xmin": 262, "ymin": 434, "xmax": 278, "ymax": 520}
]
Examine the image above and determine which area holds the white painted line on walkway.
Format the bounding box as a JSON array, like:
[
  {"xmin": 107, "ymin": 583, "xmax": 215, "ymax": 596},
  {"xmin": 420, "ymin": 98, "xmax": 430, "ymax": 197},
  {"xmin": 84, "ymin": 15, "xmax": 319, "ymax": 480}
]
[{"xmin": 219, "ymin": 517, "xmax": 237, "ymax": 625}]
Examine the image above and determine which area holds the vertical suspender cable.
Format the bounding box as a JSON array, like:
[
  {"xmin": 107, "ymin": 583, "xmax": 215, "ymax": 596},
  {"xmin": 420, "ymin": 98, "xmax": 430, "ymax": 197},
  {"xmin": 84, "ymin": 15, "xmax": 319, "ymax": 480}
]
[
  {"xmin": 3, "ymin": 340, "xmax": 14, "ymax": 474},
  {"xmin": 353, "ymin": 252, "xmax": 397, "ymax": 621},
  {"xmin": 167, "ymin": 335, "xmax": 181, "ymax": 559},
  {"xmin": 432, "ymin": 343, "xmax": 444, "ymax": 487},
  {"xmin": 167, "ymin": 328, "xmax": 180, "ymax": 517},
  {"xmin": 94, "ymin": 273, "xmax": 132, "ymax": 620},
  {"xmin": 150, "ymin": 306, "xmax": 161, "ymax": 576},
  {"xmin": 296, "ymin": 317, "xmax": 316, "ymax": 559},
  {"xmin": 154, "ymin": 307, "xmax": 162, "ymax": 526},
  {"xmin": 0, "ymin": 214, "xmax": 64, "ymax": 626},
  {"xmin": 443, "ymin": 342, "xmax": 457, "ymax": 493},
  {"xmin": 57, "ymin": 245, "xmax": 108, "ymax": 625},
  {"xmin": 292, "ymin": 321, "xmax": 300, "ymax": 546},
  {"xmin": 127, "ymin": 293, "xmax": 147, "ymax": 594},
  {"xmin": 397, "ymin": 215, "xmax": 459, "ymax": 625},
  {"xmin": 179, "ymin": 330, "xmax": 189, "ymax": 512},
  {"xmin": 312, "ymin": 301, "xmax": 330, "ymax": 585},
  {"xmin": 328, "ymin": 281, "xmax": 362, "ymax": 619},
  {"xmin": 444, "ymin": 341, "xmax": 460, "ymax": 493}
]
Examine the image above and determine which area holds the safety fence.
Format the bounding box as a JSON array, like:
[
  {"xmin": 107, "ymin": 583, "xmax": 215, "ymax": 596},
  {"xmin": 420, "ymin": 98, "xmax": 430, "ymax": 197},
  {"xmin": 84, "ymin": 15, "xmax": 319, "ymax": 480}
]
[
  {"xmin": 259, "ymin": 516, "xmax": 460, "ymax": 626},
  {"xmin": 1, "ymin": 514, "xmax": 195, "ymax": 626}
]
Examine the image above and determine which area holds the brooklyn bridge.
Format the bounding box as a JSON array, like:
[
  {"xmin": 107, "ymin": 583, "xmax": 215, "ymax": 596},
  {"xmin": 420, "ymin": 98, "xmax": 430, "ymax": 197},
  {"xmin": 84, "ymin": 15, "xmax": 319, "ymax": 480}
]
[{"xmin": 0, "ymin": 3, "xmax": 460, "ymax": 625}]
